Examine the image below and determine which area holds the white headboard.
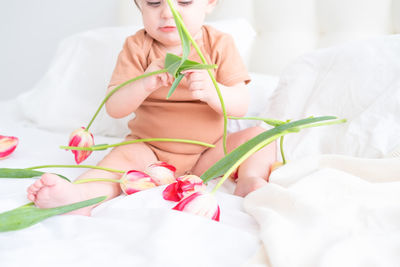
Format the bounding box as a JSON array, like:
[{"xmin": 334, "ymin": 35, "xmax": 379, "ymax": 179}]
[{"xmin": 118, "ymin": 0, "xmax": 400, "ymax": 75}]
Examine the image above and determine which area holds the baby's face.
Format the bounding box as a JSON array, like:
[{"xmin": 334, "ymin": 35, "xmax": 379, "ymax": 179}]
[{"xmin": 137, "ymin": 0, "xmax": 215, "ymax": 49}]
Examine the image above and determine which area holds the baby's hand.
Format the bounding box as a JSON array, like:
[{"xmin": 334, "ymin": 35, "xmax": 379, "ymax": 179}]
[
  {"xmin": 143, "ymin": 58, "xmax": 173, "ymax": 93},
  {"xmin": 182, "ymin": 70, "xmax": 217, "ymax": 103}
]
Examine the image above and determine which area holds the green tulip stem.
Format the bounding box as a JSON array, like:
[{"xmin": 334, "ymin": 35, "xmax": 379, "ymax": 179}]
[
  {"xmin": 166, "ymin": 0, "xmax": 228, "ymax": 155},
  {"xmin": 73, "ymin": 178, "xmax": 122, "ymax": 185},
  {"xmin": 280, "ymin": 136, "xmax": 286, "ymax": 164},
  {"xmin": 85, "ymin": 69, "xmax": 168, "ymax": 131},
  {"xmin": 228, "ymin": 116, "xmax": 286, "ymax": 127},
  {"xmin": 60, "ymin": 138, "xmax": 215, "ymax": 151},
  {"xmin": 25, "ymin": 164, "xmax": 125, "ymax": 174}
]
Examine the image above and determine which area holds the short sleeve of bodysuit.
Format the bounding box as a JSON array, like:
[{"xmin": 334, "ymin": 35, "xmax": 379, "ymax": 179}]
[
  {"xmin": 203, "ymin": 26, "xmax": 251, "ymax": 86},
  {"xmin": 108, "ymin": 30, "xmax": 149, "ymax": 88}
]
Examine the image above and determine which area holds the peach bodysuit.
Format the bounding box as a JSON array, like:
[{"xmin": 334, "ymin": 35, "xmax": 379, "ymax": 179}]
[{"xmin": 109, "ymin": 26, "xmax": 250, "ymax": 175}]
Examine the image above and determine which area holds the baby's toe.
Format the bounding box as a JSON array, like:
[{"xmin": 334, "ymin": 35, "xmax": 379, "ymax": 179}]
[
  {"xmin": 27, "ymin": 193, "xmax": 36, "ymax": 202},
  {"xmin": 27, "ymin": 180, "xmax": 42, "ymax": 194},
  {"xmin": 41, "ymin": 173, "xmax": 60, "ymax": 186},
  {"xmin": 33, "ymin": 178, "xmax": 44, "ymax": 189},
  {"xmin": 36, "ymin": 186, "xmax": 52, "ymax": 201}
]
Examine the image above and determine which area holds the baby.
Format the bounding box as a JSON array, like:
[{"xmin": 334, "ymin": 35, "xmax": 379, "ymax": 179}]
[{"xmin": 27, "ymin": 0, "xmax": 276, "ymax": 216}]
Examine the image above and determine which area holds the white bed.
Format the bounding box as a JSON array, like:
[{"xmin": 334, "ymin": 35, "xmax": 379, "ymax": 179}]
[{"xmin": 1, "ymin": 1, "xmax": 400, "ymax": 267}]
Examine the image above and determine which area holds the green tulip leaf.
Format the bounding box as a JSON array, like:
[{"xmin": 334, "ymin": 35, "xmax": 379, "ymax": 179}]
[
  {"xmin": 166, "ymin": 73, "xmax": 185, "ymax": 99},
  {"xmin": 165, "ymin": 53, "xmax": 216, "ymax": 78},
  {"xmin": 165, "ymin": 53, "xmax": 183, "ymax": 77},
  {"xmin": 0, "ymin": 168, "xmax": 70, "ymax": 182},
  {"xmin": 0, "ymin": 196, "xmax": 106, "ymax": 232},
  {"xmin": 201, "ymin": 116, "xmax": 340, "ymax": 183},
  {"xmin": 165, "ymin": 53, "xmax": 217, "ymax": 98},
  {"xmin": 170, "ymin": 5, "xmax": 190, "ymax": 63},
  {"xmin": 178, "ymin": 60, "xmax": 217, "ymax": 73}
]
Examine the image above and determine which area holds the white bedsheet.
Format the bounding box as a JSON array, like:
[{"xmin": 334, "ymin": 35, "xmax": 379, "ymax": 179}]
[{"xmin": 0, "ymin": 118, "xmax": 261, "ymax": 267}]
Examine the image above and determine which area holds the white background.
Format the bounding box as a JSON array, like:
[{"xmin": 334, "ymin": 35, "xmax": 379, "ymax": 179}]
[{"xmin": 0, "ymin": 0, "xmax": 141, "ymax": 100}]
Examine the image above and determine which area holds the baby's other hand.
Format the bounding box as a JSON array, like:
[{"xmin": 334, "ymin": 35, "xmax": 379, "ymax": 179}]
[
  {"xmin": 182, "ymin": 70, "xmax": 217, "ymax": 103},
  {"xmin": 143, "ymin": 58, "xmax": 173, "ymax": 92}
]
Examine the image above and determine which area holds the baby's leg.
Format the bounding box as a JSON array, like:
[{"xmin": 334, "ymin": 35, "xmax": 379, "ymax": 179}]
[
  {"xmin": 192, "ymin": 126, "xmax": 276, "ymax": 197},
  {"xmin": 27, "ymin": 142, "xmax": 157, "ymax": 215}
]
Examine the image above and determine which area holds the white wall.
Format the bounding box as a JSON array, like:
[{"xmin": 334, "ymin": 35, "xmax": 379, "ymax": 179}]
[{"xmin": 0, "ymin": 0, "xmax": 139, "ymax": 100}]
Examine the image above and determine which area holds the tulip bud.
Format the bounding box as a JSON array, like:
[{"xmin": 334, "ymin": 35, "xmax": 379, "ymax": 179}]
[
  {"xmin": 163, "ymin": 174, "xmax": 206, "ymax": 202},
  {"xmin": 172, "ymin": 191, "xmax": 220, "ymax": 221},
  {"xmin": 120, "ymin": 170, "xmax": 157, "ymax": 195},
  {"xmin": 144, "ymin": 161, "xmax": 176, "ymax": 185},
  {"xmin": 0, "ymin": 135, "xmax": 19, "ymax": 160},
  {"xmin": 68, "ymin": 127, "xmax": 94, "ymax": 164}
]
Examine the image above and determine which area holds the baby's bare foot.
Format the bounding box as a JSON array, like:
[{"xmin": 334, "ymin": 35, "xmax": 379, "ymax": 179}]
[
  {"xmin": 27, "ymin": 173, "xmax": 91, "ymax": 216},
  {"xmin": 234, "ymin": 176, "xmax": 268, "ymax": 197}
]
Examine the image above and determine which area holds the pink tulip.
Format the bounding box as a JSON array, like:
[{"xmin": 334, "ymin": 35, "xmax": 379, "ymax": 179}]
[
  {"xmin": 68, "ymin": 127, "xmax": 94, "ymax": 164},
  {"xmin": 120, "ymin": 170, "xmax": 158, "ymax": 195},
  {"xmin": 163, "ymin": 174, "xmax": 206, "ymax": 202},
  {"xmin": 0, "ymin": 135, "xmax": 19, "ymax": 160},
  {"xmin": 172, "ymin": 191, "xmax": 220, "ymax": 221},
  {"xmin": 144, "ymin": 161, "xmax": 176, "ymax": 185}
]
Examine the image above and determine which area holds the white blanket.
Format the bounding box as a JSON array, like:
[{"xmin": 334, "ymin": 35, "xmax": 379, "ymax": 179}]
[
  {"xmin": 243, "ymin": 155, "xmax": 400, "ymax": 267},
  {"xmin": 1, "ymin": 119, "xmax": 399, "ymax": 267}
]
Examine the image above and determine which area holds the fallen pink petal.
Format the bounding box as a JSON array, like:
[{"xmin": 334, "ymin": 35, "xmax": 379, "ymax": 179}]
[
  {"xmin": 120, "ymin": 170, "xmax": 157, "ymax": 195},
  {"xmin": 144, "ymin": 161, "xmax": 176, "ymax": 185},
  {"xmin": 172, "ymin": 191, "xmax": 220, "ymax": 221},
  {"xmin": 163, "ymin": 174, "xmax": 206, "ymax": 202},
  {"xmin": 0, "ymin": 135, "xmax": 19, "ymax": 160},
  {"xmin": 68, "ymin": 127, "xmax": 94, "ymax": 164}
]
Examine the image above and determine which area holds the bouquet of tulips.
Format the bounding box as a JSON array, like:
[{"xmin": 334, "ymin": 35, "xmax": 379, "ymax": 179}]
[{"xmin": 0, "ymin": 0, "xmax": 345, "ymax": 232}]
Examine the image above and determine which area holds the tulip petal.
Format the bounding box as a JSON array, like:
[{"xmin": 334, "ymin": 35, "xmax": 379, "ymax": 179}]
[
  {"xmin": 172, "ymin": 192, "xmax": 220, "ymax": 221},
  {"xmin": 0, "ymin": 135, "xmax": 19, "ymax": 160},
  {"xmin": 162, "ymin": 182, "xmax": 181, "ymax": 201},
  {"xmin": 212, "ymin": 205, "xmax": 220, "ymax": 221},
  {"xmin": 145, "ymin": 161, "xmax": 176, "ymax": 185},
  {"xmin": 163, "ymin": 174, "xmax": 206, "ymax": 202},
  {"xmin": 120, "ymin": 170, "xmax": 157, "ymax": 195},
  {"xmin": 67, "ymin": 127, "xmax": 94, "ymax": 164}
]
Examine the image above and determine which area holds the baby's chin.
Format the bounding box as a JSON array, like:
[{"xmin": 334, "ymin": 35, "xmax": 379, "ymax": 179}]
[
  {"xmin": 149, "ymin": 27, "xmax": 203, "ymax": 52},
  {"xmin": 154, "ymin": 37, "xmax": 184, "ymax": 51}
]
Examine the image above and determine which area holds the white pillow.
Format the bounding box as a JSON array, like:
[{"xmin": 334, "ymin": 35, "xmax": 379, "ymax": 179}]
[
  {"xmin": 228, "ymin": 72, "xmax": 279, "ymax": 133},
  {"xmin": 16, "ymin": 19, "xmax": 256, "ymax": 137},
  {"xmin": 205, "ymin": 19, "xmax": 256, "ymax": 67},
  {"xmin": 260, "ymin": 34, "xmax": 400, "ymax": 159}
]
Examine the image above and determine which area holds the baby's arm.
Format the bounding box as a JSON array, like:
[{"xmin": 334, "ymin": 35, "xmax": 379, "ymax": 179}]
[
  {"xmin": 105, "ymin": 59, "xmax": 173, "ymax": 119},
  {"xmin": 182, "ymin": 69, "xmax": 250, "ymax": 117},
  {"xmin": 208, "ymin": 82, "xmax": 249, "ymax": 117}
]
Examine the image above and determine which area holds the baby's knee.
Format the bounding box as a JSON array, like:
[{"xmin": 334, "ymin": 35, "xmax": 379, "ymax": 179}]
[{"xmin": 244, "ymin": 126, "xmax": 265, "ymax": 138}]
